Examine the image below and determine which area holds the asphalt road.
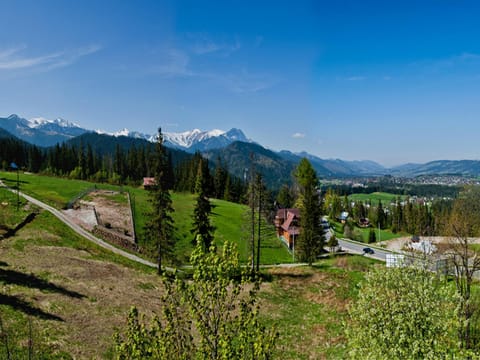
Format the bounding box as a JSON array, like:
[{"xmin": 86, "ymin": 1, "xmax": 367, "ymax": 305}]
[{"xmin": 337, "ymin": 238, "xmax": 393, "ymax": 262}]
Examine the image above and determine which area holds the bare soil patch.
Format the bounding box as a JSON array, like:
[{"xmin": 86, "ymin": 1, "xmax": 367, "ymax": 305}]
[{"xmin": 63, "ymin": 190, "xmax": 135, "ymax": 240}]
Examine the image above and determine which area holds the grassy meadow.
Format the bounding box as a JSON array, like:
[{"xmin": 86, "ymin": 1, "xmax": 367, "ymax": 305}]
[
  {"xmin": 348, "ymin": 191, "xmax": 406, "ymax": 206},
  {"xmin": 0, "ymin": 171, "xmax": 119, "ymax": 208},
  {"xmin": 331, "ymin": 220, "xmax": 405, "ymax": 243}
]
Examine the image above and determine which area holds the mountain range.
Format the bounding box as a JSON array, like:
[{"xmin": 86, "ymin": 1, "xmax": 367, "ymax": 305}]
[{"xmin": 2, "ymin": 113, "xmax": 480, "ymax": 179}]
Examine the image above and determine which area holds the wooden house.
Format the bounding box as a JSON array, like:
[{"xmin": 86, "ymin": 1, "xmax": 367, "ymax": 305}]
[
  {"xmin": 143, "ymin": 177, "xmax": 156, "ymax": 190},
  {"xmin": 275, "ymin": 208, "xmax": 301, "ymax": 249}
]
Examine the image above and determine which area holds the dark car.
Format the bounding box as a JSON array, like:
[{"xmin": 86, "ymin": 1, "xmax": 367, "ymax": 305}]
[{"xmin": 363, "ymin": 247, "xmax": 374, "ymax": 255}]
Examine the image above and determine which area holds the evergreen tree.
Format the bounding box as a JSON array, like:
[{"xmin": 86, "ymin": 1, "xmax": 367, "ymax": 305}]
[
  {"xmin": 368, "ymin": 228, "xmax": 376, "ymax": 243},
  {"xmin": 86, "ymin": 144, "xmax": 95, "ymax": 179},
  {"xmin": 213, "ymin": 156, "xmax": 227, "ymax": 199},
  {"xmin": 376, "ymin": 200, "xmax": 386, "ymax": 229},
  {"xmin": 191, "ymin": 160, "xmax": 215, "ymax": 250},
  {"xmin": 146, "ymin": 128, "xmax": 175, "ymax": 274},
  {"xmin": 277, "ymin": 184, "xmax": 294, "ymax": 208},
  {"xmin": 223, "ymin": 174, "xmax": 231, "ymax": 201},
  {"xmin": 295, "ymin": 158, "xmax": 323, "ymax": 265},
  {"xmin": 78, "ymin": 141, "xmax": 87, "ymax": 180}
]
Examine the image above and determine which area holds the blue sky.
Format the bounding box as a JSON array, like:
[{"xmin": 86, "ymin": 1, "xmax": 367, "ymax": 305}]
[{"xmin": 1, "ymin": 0, "xmax": 480, "ymax": 166}]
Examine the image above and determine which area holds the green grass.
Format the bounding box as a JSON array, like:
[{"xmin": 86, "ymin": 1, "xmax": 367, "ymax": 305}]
[
  {"xmin": 0, "ymin": 187, "xmax": 32, "ymax": 228},
  {"xmin": 0, "ymin": 171, "xmax": 119, "ymax": 209},
  {"xmin": 331, "ymin": 220, "xmax": 406, "ymax": 243},
  {"xmin": 357, "ymin": 226, "xmax": 405, "ymax": 242},
  {"xmin": 348, "ymin": 192, "xmax": 406, "ymax": 206},
  {"xmin": 169, "ymin": 194, "xmax": 292, "ymax": 264}
]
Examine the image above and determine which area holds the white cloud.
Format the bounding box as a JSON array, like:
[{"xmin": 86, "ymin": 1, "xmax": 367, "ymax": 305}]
[
  {"xmin": 0, "ymin": 44, "xmax": 101, "ymax": 71},
  {"xmin": 292, "ymin": 132, "xmax": 306, "ymax": 139},
  {"xmin": 346, "ymin": 76, "xmax": 366, "ymax": 81},
  {"xmin": 151, "ymin": 46, "xmax": 276, "ymax": 93},
  {"xmin": 148, "ymin": 33, "xmax": 277, "ymax": 93}
]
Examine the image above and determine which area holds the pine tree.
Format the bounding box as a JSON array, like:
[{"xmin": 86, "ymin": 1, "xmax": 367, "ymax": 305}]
[
  {"xmin": 368, "ymin": 228, "xmax": 376, "ymax": 243},
  {"xmin": 146, "ymin": 128, "xmax": 175, "ymax": 274},
  {"xmin": 295, "ymin": 158, "xmax": 323, "ymax": 265},
  {"xmin": 191, "ymin": 160, "xmax": 215, "ymax": 250},
  {"xmin": 277, "ymin": 184, "xmax": 294, "ymax": 208}
]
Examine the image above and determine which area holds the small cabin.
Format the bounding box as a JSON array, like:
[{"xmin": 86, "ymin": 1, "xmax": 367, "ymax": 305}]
[{"xmin": 143, "ymin": 177, "xmax": 156, "ymax": 190}]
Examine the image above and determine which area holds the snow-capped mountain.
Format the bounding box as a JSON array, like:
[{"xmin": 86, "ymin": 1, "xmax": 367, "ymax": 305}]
[
  {"xmin": 163, "ymin": 128, "xmax": 251, "ymax": 152},
  {"xmin": 97, "ymin": 127, "xmax": 251, "ymax": 153},
  {"xmin": 0, "ymin": 114, "xmax": 89, "ymax": 147}
]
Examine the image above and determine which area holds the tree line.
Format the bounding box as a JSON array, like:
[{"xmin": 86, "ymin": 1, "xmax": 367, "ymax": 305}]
[
  {"xmin": 0, "ymin": 135, "xmax": 248, "ymax": 204},
  {"xmin": 321, "ymin": 189, "xmax": 454, "ymax": 239}
]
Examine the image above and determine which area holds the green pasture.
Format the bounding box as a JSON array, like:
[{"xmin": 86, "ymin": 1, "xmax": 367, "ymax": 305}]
[
  {"xmin": 348, "ymin": 192, "xmax": 406, "ymax": 205},
  {"xmin": 331, "ymin": 220, "xmax": 405, "ymax": 243},
  {"xmin": 0, "ymin": 171, "xmax": 118, "ymax": 208}
]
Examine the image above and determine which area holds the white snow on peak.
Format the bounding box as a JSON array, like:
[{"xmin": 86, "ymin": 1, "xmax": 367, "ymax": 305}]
[
  {"xmin": 28, "ymin": 117, "xmax": 80, "ymax": 129},
  {"xmin": 208, "ymin": 129, "xmax": 225, "ymax": 137},
  {"xmin": 113, "ymin": 128, "xmax": 130, "ymax": 137},
  {"xmin": 95, "ymin": 128, "xmax": 153, "ymax": 141},
  {"xmin": 162, "ymin": 128, "xmax": 227, "ymax": 148}
]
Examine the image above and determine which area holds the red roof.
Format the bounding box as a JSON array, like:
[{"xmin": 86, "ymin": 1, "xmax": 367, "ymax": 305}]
[
  {"xmin": 143, "ymin": 177, "xmax": 156, "ymax": 187},
  {"xmin": 276, "ymin": 208, "xmax": 300, "ymax": 221},
  {"xmin": 277, "ymin": 208, "xmax": 301, "ymax": 236}
]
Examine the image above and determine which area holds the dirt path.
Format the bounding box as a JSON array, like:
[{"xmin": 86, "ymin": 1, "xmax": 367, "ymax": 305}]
[{"xmin": 0, "ymin": 180, "xmax": 164, "ymax": 270}]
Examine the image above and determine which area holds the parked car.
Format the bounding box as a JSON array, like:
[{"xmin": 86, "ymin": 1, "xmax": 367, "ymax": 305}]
[{"xmin": 363, "ymin": 247, "xmax": 374, "ymax": 255}]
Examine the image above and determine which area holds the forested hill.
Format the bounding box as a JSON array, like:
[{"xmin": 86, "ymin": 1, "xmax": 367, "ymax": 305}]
[
  {"xmin": 0, "ymin": 129, "xmax": 42, "ymax": 171},
  {"xmin": 203, "ymin": 141, "xmax": 298, "ymax": 188},
  {"xmin": 390, "ymin": 160, "xmax": 480, "ymax": 177},
  {"xmin": 65, "ymin": 132, "xmax": 192, "ymax": 166}
]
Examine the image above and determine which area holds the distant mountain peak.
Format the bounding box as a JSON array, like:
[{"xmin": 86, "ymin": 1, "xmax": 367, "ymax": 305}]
[
  {"xmin": 28, "ymin": 117, "xmax": 81, "ymax": 129},
  {"xmin": 161, "ymin": 128, "xmax": 250, "ymax": 152},
  {"xmin": 0, "ymin": 114, "xmax": 88, "ymax": 147}
]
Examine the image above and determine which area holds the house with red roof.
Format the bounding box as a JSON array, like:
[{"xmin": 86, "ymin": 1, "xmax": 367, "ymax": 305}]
[{"xmin": 274, "ymin": 208, "xmax": 301, "ymax": 249}]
